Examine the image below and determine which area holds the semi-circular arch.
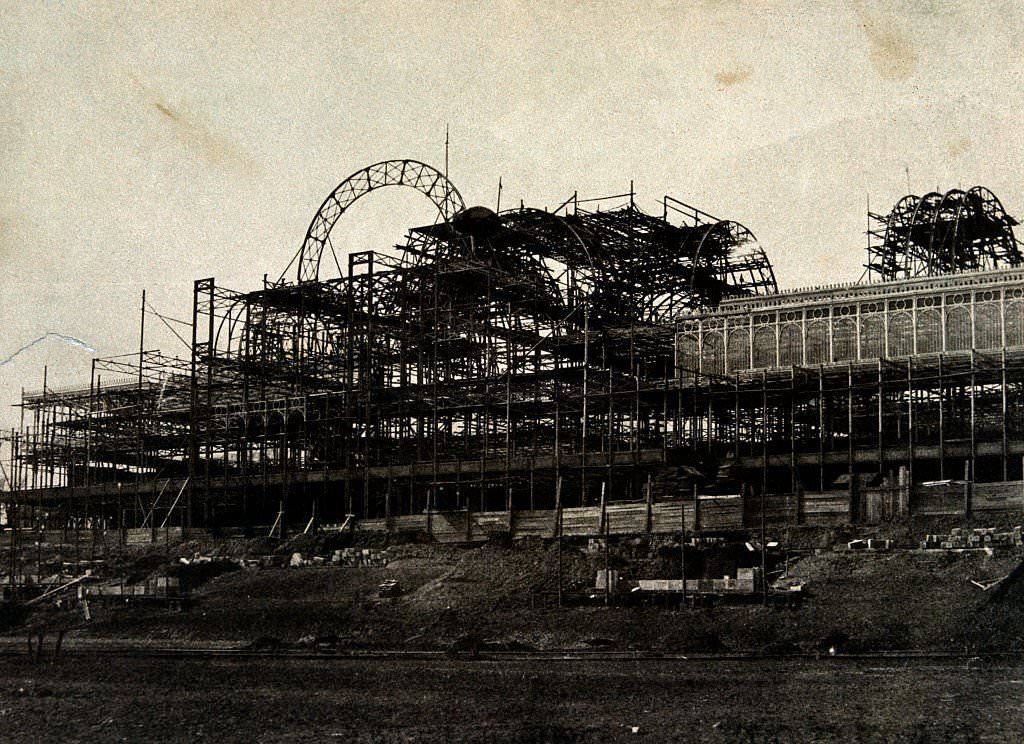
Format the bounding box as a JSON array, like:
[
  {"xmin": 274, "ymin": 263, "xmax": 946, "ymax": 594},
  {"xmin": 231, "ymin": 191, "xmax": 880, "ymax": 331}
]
[{"xmin": 293, "ymin": 159, "xmax": 465, "ymax": 283}]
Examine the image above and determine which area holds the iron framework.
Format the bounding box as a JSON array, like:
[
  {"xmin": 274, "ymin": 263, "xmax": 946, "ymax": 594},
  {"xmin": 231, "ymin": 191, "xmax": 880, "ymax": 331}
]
[
  {"xmin": 867, "ymin": 186, "xmax": 1023, "ymax": 281},
  {"xmin": 8, "ymin": 170, "xmax": 1024, "ymax": 545},
  {"xmin": 2, "ymin": 164, "xmax": 777, "ymax": 537}
]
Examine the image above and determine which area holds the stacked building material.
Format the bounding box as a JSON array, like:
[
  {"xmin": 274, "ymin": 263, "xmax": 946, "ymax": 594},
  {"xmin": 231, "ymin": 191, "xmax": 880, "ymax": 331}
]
[
  {"xmin": 847, "ymin": 539, "xmax": 892, "ymax": 551},
  {"xmin": 920, "ymin": 526, "xmax": 1023, "ymax": 549},
  {"xmin": 736, "ymin": 567, "xmax": 759, "ymax": 593},
  {"xmin": 594, "ymin": 569, "xmax": 620, "ymax": 592},
  {"xmin": 86, "ymin": 576, "xmax": 180, "ymax": 597},
  {"xmin": 329, "ymin": 548, "xmax": 390, "ymax": 567},
  {"xmin": 638, "ymin": 579, "xmax": 685, "ymax": 592}
]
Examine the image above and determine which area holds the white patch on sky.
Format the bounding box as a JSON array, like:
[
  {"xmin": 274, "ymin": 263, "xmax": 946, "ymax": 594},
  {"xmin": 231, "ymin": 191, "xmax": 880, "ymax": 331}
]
[{"xmin": 0, "ymin": 333, "xmax": 97, "ymax": 367}]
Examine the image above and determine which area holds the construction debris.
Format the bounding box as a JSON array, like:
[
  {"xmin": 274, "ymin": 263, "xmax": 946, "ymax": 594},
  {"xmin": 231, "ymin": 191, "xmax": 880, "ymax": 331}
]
[
  {"xmin": 847, "ymin": 539, "xmax": 891, "ymax": 552},
  {"xmin": 921, "ymin": 527, "xmax": 1023, "ymax": 551},
  {"xmin": 970, "ymin": 575, "xmax": 1010, "ymax": 591}
]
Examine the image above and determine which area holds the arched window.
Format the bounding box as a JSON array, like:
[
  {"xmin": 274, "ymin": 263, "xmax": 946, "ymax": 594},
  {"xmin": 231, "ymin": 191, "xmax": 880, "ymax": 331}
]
[
  {"xmin": 832, "ymin": 317, "xmax": 857, "ymax": 362},
  {"xmin": 860, "ymin": 313, "xmax": 884, "ymax": 359},
  {"xmin": 727, "ymin": 328, "xmax": 750, "ymax": 372},
  {"xmin": 887, "ymin": 312, "xmax": 913, "ymax": 357},
  {"xmin": 805, "ymin": 320, "xmax": 829, "ymax": 364},
  {"xmin": 974, "ymin": 303, "xmax": 1001, "ymax": 349},
  {"xmin": 916, "ymin": 308, "xmax": 941, "ymax": 353},
  {"xmin": 677, "ymin": 333, "xmax": 699, "ymax": 383},
  {"xmin": 1007, "ymin": 300, "xmax": 1024, "ymax": 347},
  {"xmin": 752, "ymin": 325, "xmax": 776, "ymax": 369},
  {"xmin": 701, "ymin": 332, "xmax": 725, "ymax": 376},
  {"xmin": 945, "ymin": 305, "xmax": 971, "ymax": 351},
  {"xmin": 779, "ymin": 323, "xmax": 803, "ymax": 367}
]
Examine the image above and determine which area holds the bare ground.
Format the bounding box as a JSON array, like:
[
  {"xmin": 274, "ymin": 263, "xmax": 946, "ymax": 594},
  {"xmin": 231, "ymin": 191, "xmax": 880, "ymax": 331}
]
[
  {"xmin": 0, "ymin": 653, "xmax": 1021, "ymax": 742},
  {"xmin": 4, "ymin": 526, "xmax": 1024, "ymax": 740},
  {"xmin": 50, "ymin": 536, "xmax": 1024, "ymax": 655}
]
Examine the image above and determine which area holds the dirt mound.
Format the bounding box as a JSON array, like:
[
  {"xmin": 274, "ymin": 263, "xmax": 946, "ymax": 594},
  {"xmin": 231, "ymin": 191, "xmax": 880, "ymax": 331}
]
[
  {"xmin": 962, "ymin": 555, "xmax": 1024, "ymax": 650},
  {"xmin": 20, "ymin": 531, "xmax": 1023, "ymax": 653}
]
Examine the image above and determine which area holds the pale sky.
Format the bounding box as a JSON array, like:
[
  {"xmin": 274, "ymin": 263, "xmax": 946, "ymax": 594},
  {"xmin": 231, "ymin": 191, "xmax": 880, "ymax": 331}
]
[{"xmin": 3, "ymin": 0, "xmax": 1024, "ymax": 435}]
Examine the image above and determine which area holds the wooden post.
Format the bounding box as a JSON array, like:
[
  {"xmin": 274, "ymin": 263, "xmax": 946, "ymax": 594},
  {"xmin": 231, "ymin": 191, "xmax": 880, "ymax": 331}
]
[
  {"xmin": 601, "ymin": 481, "xmax": 609, "ymax": 607},
  {"xmin": 426, "ymin": 487, "xmax": 433, "ymax": 540},
  {"xmin": 465, "ymin": 477, "xmax": 473, "ymax": 544},
  {"xmin": 969, "ymin": 349, "xmax": 976, "ymax": 511},
  {"xmin": 877, "ymin": 359, "xmax": 884, "ymax": 476},
  {"xmin": 760, "ymin": 481, "xmax": 768, "ymax": 605},
  {"xmin": 964, "ymin": 460, "xmax": 972, "ymax": 519},
  {"xmin": 1002, "ymin": 348, "xmax": 1009, "ymax": 481},
  {"xmin": 847, "ymin": 363, "xmax": 854, "ymax": 488},
  {"xmin": 818, "ymin": 366, "xmax": 825, "ymax": 491},
  {"xmin": 938, "ymin": 354, "xmax": 945, "ymax": 480},
  {"xmin": 117, "ymin": 483, "xmax": 124, "ymax": 546},
  {"xmin": 555, "ymin": 476, "xmax": 563, "ymax": 608},
  {"xmin": 907, "ymin": 357, "xmax": 914, "ymax": 490},
  {"xmin": 694, "ymin": 477, "xmax": 701, "ymax": 539},
  {"xmin": 645, "ymin": 473, "xmax": 653, "ymax": 534},
  {"xmin": 681, "ymin": 485, "xmax": 690, "ymax": 603}
]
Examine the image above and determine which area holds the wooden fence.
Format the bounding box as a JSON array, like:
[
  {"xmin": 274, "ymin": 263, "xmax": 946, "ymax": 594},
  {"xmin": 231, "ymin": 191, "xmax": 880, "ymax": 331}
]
[{"xmin": 357, "ymin": 481, "xmax": 1024, "ymax": 541}]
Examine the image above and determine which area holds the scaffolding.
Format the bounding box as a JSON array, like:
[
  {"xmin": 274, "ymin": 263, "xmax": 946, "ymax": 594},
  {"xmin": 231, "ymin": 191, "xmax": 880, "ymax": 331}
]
[
  {"xmin": 866, "ymin": 186, "xmax": 1024, "ymax": 282},
  {"xmin": 2, "ymin": 160, "xmax": 777, "ymax": 536},
  {"xmin": 6, "ymin": 170, "xmax": 1024, "ymax": 543}
]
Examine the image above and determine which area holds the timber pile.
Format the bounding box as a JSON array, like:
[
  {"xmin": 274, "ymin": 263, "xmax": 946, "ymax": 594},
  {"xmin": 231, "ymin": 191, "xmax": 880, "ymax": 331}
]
[
  {"xmin": 330, "ymin": 548, "xmax": 389, "ymax": 567},
  {"xmin": 86, "ymin": 576, "xmax": 180, "ymax": 598},
  {"xmin": 921, "ymin": 526, "xmax": 1022, "ymax": 550}
]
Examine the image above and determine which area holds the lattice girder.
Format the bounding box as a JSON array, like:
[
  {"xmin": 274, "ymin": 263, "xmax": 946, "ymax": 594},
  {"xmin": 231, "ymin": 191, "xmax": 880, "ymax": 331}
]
[{"xmin": 294, "ymin": 160, "xmax": 465, "ymax": 283}]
